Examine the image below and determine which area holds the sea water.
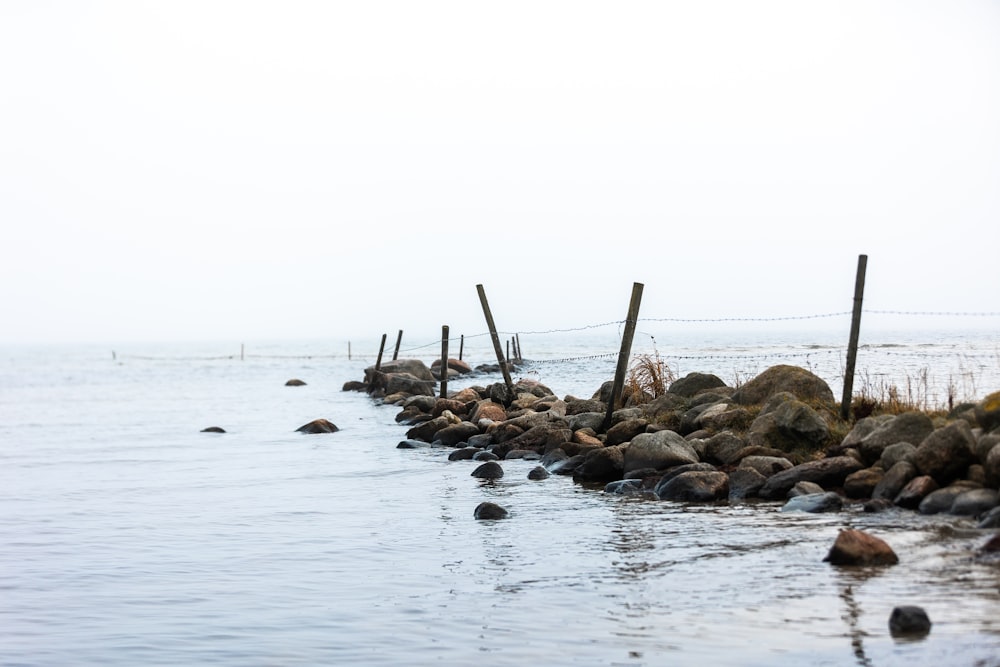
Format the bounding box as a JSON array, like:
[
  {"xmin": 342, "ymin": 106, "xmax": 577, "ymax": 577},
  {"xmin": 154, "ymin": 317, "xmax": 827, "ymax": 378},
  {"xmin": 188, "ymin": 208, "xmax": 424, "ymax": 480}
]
[{"xmin": 2, "ymin": 324, "xmax": 999, "ymax": 666}]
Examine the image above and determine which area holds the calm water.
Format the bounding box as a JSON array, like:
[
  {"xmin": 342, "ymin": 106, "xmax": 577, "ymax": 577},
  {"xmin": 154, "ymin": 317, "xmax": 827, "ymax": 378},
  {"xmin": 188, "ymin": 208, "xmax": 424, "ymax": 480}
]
[{"xmin": 2, "ymin": 327, "xmax": 999, "ymax": 666}]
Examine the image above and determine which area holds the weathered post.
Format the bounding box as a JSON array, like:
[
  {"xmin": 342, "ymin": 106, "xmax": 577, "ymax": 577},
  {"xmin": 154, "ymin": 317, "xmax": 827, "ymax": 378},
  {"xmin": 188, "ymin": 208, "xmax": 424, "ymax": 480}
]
[
  {"xmin": 841, "ymin": 254, "xmax": 868, "ymax": 420},
  {"xmin": 440, "ymin": 325, "xmax": 449, "ymax": 398},
  {"xmin": 375, "ymin": 333, "xmax": 387, "ymax": 372},
  {"xmin": 392, "ymin": 330, "xmax": 403, "ymax": 361},
  {"xmin": 506, "ymin": 339, "xmax": 511, "ymax": 364},
  {"xmin": 459, "ymin": 334, "xmax": 465, "ymax": 361},
  {"xmin": 476, "ymin": 284, "xmax": 516, "ymax": 401},
  {"xmin": 516, "ymin": 333, "xmax": 522, "ymax": 362},
  {"xmin": 603, "ymin": 282, "xmax": 644, "ymax": 431},
  {"xmin": 348, "ymin": 341, "xmax": 352, "ymax": 360}
]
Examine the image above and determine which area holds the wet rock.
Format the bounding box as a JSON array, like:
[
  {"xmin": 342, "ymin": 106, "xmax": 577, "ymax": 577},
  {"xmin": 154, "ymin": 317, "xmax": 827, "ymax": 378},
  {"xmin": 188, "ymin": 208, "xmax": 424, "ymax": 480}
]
[
  {"xmin": 383, "ymin": 372, "xmax": 436, "ymax": 397},
  {"xmin": 863, "ymin": 498, "xmax": 894, "ymax": 512},
  {"xmin": 781, "ymin": 492, "xmax": 843, "ymax": 513},
  {"xmin": 655, "ymin": 470, "xmax": 729, "ymax": 502},
  {"xmin": 728, "ymin": 467, "xmax": 768, "ymax": 501},
  {"xmin": 949, "ymin": 488, "xmax": 999, "ymax": 516},
  {"xmin": 823, "ymin": 529, "xmax": 898, "ymax": 566},
  {"xmin": 894, "ymin": 475, "xmax": 939, "ymax": 509},
  {"xmin": 396, "ymin": 439, "xmax": 432, "ymax": 449},
  {"xmin": 434, "ymin": 422, "xmax": 481, "ymax": 447},
  {"xmin": 406, "ymin": 416, "xmax": 451, "ymax": 442},
  {"xmin": 985, "ymin": 443, "xmax": 1000, "ymax": 488},
  {"xmin": 605, "ymin": 479, "xmax": 643, "ymax": 494},
  {"xmin": 918, "ymin": 485, "xmax": 977, "ymax": 515},
  {"xmin": 470, "ymin": 399, "xmax": 508, "ymax": 424},
  {"xmin": 888, "ymin": 606, "xmax": 931, "ymax": 637},
  {"xmin": 982, "ymin": 534, "xmax": 1000, "ymax": 552},
  {"xmin": 474, "ymin": 502, "xmax": 508, "ymax": 520},
  {"xmin": 843, "ymin": 467, "xmax": 884, "ymax": 499},
  {"xmin": 605, "ymin": 417, "xmax": 649, "ymax": 446},
  {"xmin": 977, "ymin": 505, "xmax": 1000, "ymax": 528},
  {"xmin": 201, "ymin": 426, "xmax": 226, "ymax": 433},
  {"xmin": 527, "ymin": 465, "xmax": 550, "ymax": 481},
  {"xmin": 447, "ymin": 447, "xmax": 479, "ymax": 461},
  {"xmin": 974, "ymin": 390, "xmax": 1000, "ymax": 431},
  {"xmin": 574, "ymin": 445, "xmax": 625, "ymax": 483},
  {"xmin": 738, "ymin": 455, "xmax": 794, "ymax": 478},
  {"xmin": 285, "ymin": 378, "xmax": 306, "ymax": 386},
  {"xmin": 758, "ymin": 456, "xmax": 864, "ymax": 500},
  {"xmin": 472, "ymin": 450, "xmax": 499, "ymax": 462},
  {"xmin": 872, "ymin": 461, "xmax": 917, "ymax": 501},
  {"xmin": 471, "ymin": 461, "xmax": 504, "ymax": 479},
  {"xmin": 295, "ymin": 419, "xmax": 339, "ymax": 434}
]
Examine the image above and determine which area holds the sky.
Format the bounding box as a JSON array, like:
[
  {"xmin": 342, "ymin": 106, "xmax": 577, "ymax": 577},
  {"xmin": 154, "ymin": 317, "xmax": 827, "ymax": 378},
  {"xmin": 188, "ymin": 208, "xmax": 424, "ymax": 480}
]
[{"xmin": 1, "ymin": 1, "xmax": 998, "ymax": 346}]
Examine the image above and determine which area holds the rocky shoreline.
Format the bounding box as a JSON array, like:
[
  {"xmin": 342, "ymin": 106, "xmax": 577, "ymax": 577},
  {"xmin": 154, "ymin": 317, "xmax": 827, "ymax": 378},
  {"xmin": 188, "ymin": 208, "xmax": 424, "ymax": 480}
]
[{"xmin": 344, "ymin": 357, "xmax": 1000, "ymax": 552}]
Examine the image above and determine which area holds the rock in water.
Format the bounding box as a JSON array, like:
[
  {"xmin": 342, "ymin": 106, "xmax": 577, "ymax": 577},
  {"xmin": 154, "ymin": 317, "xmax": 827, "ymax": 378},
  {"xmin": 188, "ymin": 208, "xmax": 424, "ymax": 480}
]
[
  {"xmin": 889, "ymin": 606, "xmax": 931, "ymax": 637},
  {"xmin": 285, "ymin": 378, "xmax": 307, "ymax": 386},
  {"xmin": 471, "ymin": 461, "xmax": 504, "ymax": 479},
  {"xmin": 823, "ymin": 529, "xmax": 899, "ymax": 566},
  {"xmin": 201, "ymin": 426, "xmax": 226, "ymax": 433},
  {"xmin": 474, "ymin": 502, "xmax": 508, "ymax": 520},
  {"xmin": 295, "ymin": 419, "xmax": 339, "ymax": 434}
]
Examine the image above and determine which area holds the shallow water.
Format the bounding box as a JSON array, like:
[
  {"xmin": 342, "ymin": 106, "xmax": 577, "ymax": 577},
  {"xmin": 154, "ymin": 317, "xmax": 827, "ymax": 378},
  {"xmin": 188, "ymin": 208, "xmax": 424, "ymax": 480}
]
[{"xmin": 1, "ymin": 333, "xmax": 999, "ymax": 666}]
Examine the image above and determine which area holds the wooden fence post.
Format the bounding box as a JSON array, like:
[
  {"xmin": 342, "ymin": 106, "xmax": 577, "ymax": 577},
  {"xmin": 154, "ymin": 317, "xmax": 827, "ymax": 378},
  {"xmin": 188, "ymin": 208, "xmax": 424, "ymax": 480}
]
[
  {"xmin": 840, "ymin": 254, "xmax": 868, "ymax": 420},
  {"xmin": 603, "ymin": 282, "xmax": 644, "ymax": 431},
  {"xmin": 440, "ymin": 325, "xmax": 449, "ymax": 398},
  {"xmin": 476, "ymin": 284, "xmax": 516, "ymax": 401},
  {"xmin": 375, "ymin": 333, "xmax": 387, "ymax": 372},
  {"xmin": 459, "ymin": 334, "xmax": 465, "ymax": 361},
  {"xmin": 516, "ymin": 333, "xmax": 522, "ymax": 362},
  {"xmin": 392, "ymin": 330, "xmax": 403, "ymax": 361}
]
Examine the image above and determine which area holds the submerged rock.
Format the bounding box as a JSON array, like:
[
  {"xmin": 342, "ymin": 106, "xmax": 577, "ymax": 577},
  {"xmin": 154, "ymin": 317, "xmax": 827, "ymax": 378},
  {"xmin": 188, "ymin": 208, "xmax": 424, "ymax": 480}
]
[
  {"xmin": 295, "ymin": 419, "xmax": 339, "ymax": 434},
  {"xmin": 471, "ymin": 461, "xmax": 504, "ymax": 479},
  {"xmin": 474, "ymin": 502, "xmax": 508, "ymax": 520},
  {"xmin": 201, "ymin": 426, "xmax": 226, "ymax": 433},
  {"xmin": 889, "ymin": 606, "xmax": 932, "ymax": 637},
  {"xmin": 823, "ymin": 529, "xmax": 898, "ymax": 566}
]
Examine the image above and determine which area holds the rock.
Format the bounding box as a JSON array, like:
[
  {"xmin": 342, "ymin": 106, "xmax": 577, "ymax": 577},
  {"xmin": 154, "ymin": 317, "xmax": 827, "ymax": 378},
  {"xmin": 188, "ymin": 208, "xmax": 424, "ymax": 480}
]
[
  {"xmin": 738, "ymin": 455, "xmax": 794, "ymax": 478},
  {"xmin": 863, "ymin": 498, "xmax": 894, "ymax": 512},
  {"xmin": 880, "ymin": 442, "xmax": 918, "ymax": 470},
  {"xmin": 843, "ymin": 467, "xmax": 884, "ymax": 499},
  {"xmin": 474, "ymin": 502, "xmax": 508, "ymax": 520},
  {"xmin": 431, "ymin": 357, "xmax": 473, "ymax": 375},
  {"xmin": 447, "ymin": 447, "xmax": 479, "ymax": 461},
  {"xmin": 836, "ymin": 415, "xmax": 893, "ymax": 453},
  {"xmin": 982, "ymin": 534, "xmax": 1000, "ymax": 552},
  {"xmin": 382, "ymin": 372, "xmax": 436, "ymax": 397},
  {"xmin": 823, "ymin": 529, "xmax": 899, "ymax": 566},
  {"xmin": 857, "ymin": 412, "xmax": 934, "ymax": 466},
  {"xmin": 913, "ymin": 421, "xmax": 976, "ymax": 485},
  {"xmin": 949, "ymin": 488, "xmax": 999, "ymax": 516},
  {"xmin": 470, "ymin": 400, "xmax": 508, "ymax": 424},
  {"xmin": 974, "ymin": 390, "xmax": 1000, "ymax": 431},
  {"xmin": 471, "ymin": 461, "xmax": 504, "ymax": 479},
  {"xmin": 872, "ymin": 461, "xmax": 917, "ymax": 501},
  {"xmin": 623, "ymin": 430, "xmax": 699, "ymax": 475},
  {"xmin": 434, "ymin": 422, "xmax": 481, "ymax": 447},
  {"xmin": 977, "ymin": 505, "xmax": 1000, "ymax": 528},
  {"xmin": 728, "ymin": 467, "xmax": 768, "ymax": 501},
  {"xmin": 406, "ymin": 416, "xmax": 452, "ymax": 443},
  {"xmin": 201, "ymin": 426, "xmax": 226, "ymax": 433},
  {"xmin": 605, "ymin": 418, "xmax": 649, "ymax": 446},
  {"xmin": 985, "ymin": 443, "xmax": 1000, "ymax": 488},
  {"xmin": 605, "ymin": 479, "xmax": 644, "ymax": 494},
  {"xmin": 788, "ymin": 481, "xmax": 825, "ymax": 497},
  {"xmin": 918, "ymin": 485, "xmax": 976, "ymax": 515},
  {"xmin": 731, "ymin": 365, "xmax": 835, "ymax": 406},
  {"xmin": 668, "ymin": 372, "xmax": 726, "ymax": 397},
  {"xmin": 781, "ymin": 492, "xmax": 843, "ymax": 513},
  {"xmin": 702, "ymin": 431, "xmax": 748, "ymax": 466},
  {"xmin": 574, "ymin": 445, "xmax": 626, "ymax": 484},
  {"xmin": 295, "ymin": 419, "xmax": 339, "ymax": 434},
  {"xmin": 888, "ymin": 606, "xmax": 931, "ymax": 637},
  {"xmin": 528, "ymin": 465, "xmax": 550, "ymax": 480},
  {"xmin": 894, "ymin": 475, "xmax": 939, "ymax": 509},
  {"xmin": 472, "ymin": 450, "xmax": 499, "ymax": 462},
  {"xmin": 758, "ymin": 456, "xmax": 864, "ymax": 500},
  {"xmin": 366, "ymin": 359, "xmax": 435, "ymax": 382},
  {"xmin": 285, "ymin": 378, "xmax": 306, "ymax": 386},
  {"xmin": 698, "ymin": 405, "xmax": 753, "ymax": 432},
  {"xmin": 396, "ymin": 439, "xmax": 432, "ymax": 449},
  {"xmin": 655, "ymin": 470, "xmax": 729, "ymax": 502}
]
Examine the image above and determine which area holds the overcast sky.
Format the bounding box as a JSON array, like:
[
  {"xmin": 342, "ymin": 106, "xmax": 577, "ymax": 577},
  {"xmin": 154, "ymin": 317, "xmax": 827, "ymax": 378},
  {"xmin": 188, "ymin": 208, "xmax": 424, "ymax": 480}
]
[{"xmin": 2, "ymin": 1, "xmax": 998, "ymax": 346}]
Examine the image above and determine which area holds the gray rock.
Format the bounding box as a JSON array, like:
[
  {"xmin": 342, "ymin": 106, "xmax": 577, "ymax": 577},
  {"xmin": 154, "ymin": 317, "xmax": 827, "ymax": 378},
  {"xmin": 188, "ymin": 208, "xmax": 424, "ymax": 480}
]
[
  {"xmin": 976, "ymin": 505, "xmax": 1000, "ymax": 528},
  {"xmin": 758, "ymin": 456, "xmax": 864, "ymax": 500},
  {"xmin": 527, "ymin": 465, "xmax": 551, "ymax": 481},
  {"xmin": 738, "ymin": 455, "xmax": 794, "ymax": 477},
  {"xmin": 880, "ymin": 442, "xmax": 917, "ymax": 470},
  {"xmin": 668, "ymin": 372, "xmax": 726, "ymax": 397},
  {"xmin": 574, "ymin": 445, "xmax": 625, "ymax": 483},
  {"xmin": 655, "ymin": 470, "xmax": 729, "ymax": 502},
  {"xmin": 605, "ymin": 479, "xmax": 643, "ymax": 494},
  {"xmin": 913, "ymin": 421, "xmax": 976, "ymax": 485},
  {"xmin": 624, "ymin": 430, "xmax": 699, "ymax": 475},
  {"xmin": 728, "ymin": 467, "xmax": 768, "ymax": 501},
  {"xmin": 781, "ymin": 492, "xmax": 843, "ymax": 513},
  {"xmin": 748, "ymin": 399, "xmax": 830, "ymax": 452},
  {"xmin": 949, "ymin": 488, "xmax": 999, "ymax": 516},
  {"xmin": 919, "ymin": 485, "xmax": 976, "ymax": 515},
  {"xmin": 447, "ymin": 447, "xmax": 479, "ymax": 461},
  {"xmin": 731, "ymin": 364, "xmax": 835, "ymax": 406},
  {"xmin": 788, "ymin": 481, "xmax": 825, "ymax": 497},
  {"xmin": 858, "ymin": 412, "xmax": 934, "ymax": 466},
  {"xmin": 474, "ymin": 502, "xmax": 508, "ymax": 520},
  {"xmin": 872, "ymin": 461, "xmax": 917, "ymax": 501},
  {"xmin": 894, "ymin": 475, "xmax": 939, "ymax": 509},
  {"xmin": 471, "ymin": 461, "xmax": 504, "ymax": 479}
]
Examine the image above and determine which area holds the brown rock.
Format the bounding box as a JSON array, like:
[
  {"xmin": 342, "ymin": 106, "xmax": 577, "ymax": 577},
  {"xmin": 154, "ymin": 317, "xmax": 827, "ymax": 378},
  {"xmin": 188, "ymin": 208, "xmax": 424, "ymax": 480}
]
[{"xmin": 823, "ymin": 529, "xmax": 898, "ymax": 566}]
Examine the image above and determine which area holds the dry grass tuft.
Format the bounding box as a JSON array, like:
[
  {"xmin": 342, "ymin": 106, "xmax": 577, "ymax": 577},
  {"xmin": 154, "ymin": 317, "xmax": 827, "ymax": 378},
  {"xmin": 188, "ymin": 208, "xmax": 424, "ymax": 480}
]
[{"xmin": 625, "ymin": 350, "xmax": 676, "ymax": 406}]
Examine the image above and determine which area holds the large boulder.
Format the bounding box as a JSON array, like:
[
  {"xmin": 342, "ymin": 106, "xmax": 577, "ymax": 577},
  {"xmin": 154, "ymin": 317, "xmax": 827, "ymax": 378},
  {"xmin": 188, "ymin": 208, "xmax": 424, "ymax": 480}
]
[
  {"xmin": 728, "ymin": 467, "xmax": 768, "ymax": 500},
  {"xmin": 367, "ymin": 358, "xmax": 435, "ymax": 382},
  {"xmin": 384, "ymin": 372, "xmax": 435, "ymax": 397},
  {"xmin": 748, "ymin": 398, "xmax": 830, "ymax": 452},
  {"xmin": 843, "ymin": 467, "xmax": 884, "ymax": 499},
  {"xmin": 434, "ymin": 422, "xmax": 481, "ymax": 447},
  {"xmin": 295, "ymin": 419, "xmax": 339, "ymax": 434},
  {"xmin": 872, "ymin": 461, "xmax": 917, "ymax": 501},
  {"xmin": 623, "ymin": 430, "xmax": 699, "ymax": 475},
  {"xmin": 574, "ymin": 445, "xmax": 626, "ymax": 484},
  {"xmin": 731, "ymin": 365, "xmax": 835, "ymax": 406},
  {"xmin": 605, "ymin": 418, "xmax": 649, "ymax": 446},
  {"xmin": 893, "ymin": 475, "xmax": 939, "ymax": 509},
  {"xmin": 781, "ymin": 492, "xmax": 844, "ymax": 513},
  {"xmin": 912, "ymin": 421, "xmax": 976, "ymax": 485},
  {"xmin": 758, "ymin": 456, "xmax": 864, "ymax": 500}
]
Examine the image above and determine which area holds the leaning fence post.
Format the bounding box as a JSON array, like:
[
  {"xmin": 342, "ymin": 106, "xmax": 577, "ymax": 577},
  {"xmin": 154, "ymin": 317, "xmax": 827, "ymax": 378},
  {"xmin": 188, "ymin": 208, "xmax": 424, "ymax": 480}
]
[
  {"xmin": 392, "ymin": 330, "xmax": 403, "ymax": 361},
  {"xmin": 459, "ymin": 335, "xmax": 465, "ymax": 361},
  {"xmin": 476, "ymin": 284, "xmax": 516, "ymax": 401},
  {"xmin": 840, "ymin": 254, "xmax": 868, "ymax": 420},
  {"xmin": 375, "ymin": 333, "xmax": 387, "ymax": 372},
  {"xmin": 603, "ymin": 282, "xmax": 644, "ymax": 431},
  {"xmin": 516, "ymin": 333, "xmax": 522, "ymax": 362},
  {"xmin": 439, "ymin": 325, "xmax": 450, "ymax": 398}
]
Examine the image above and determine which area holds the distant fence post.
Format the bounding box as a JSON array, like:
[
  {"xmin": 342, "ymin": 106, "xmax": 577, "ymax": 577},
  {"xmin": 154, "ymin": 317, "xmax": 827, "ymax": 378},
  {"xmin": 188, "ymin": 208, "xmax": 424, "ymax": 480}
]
[
  {"xmin": 348, "ymin": 341, "xmax": 352, "ymax": 360},
  {"xmin": 603, "ymin": 282, "xmax": 644, "ymax": 431},
  {"xmin": 840, "ymin": 254, "xmax": 868, "ymax": 420},
  {"xmin": 392, "ymin": 330, "xmax": 403, "ymax": 361},
  {"xmin": 375, "ymin": 333, "xmax": 387, "ymax": 372},
  {"xmin": 476, "ymin": 284, "xmax": 516, "ymax": 401},
  {"xmin": 459, "ymin": 335, "xmax": 465, "ymax": 361},
  {"xmin": 440, "ymin": 325, "xmax": 449, "ymax": 398},
  {"xmin": 515, "ymin": 334, "xmax": 522, "ymax": 362},
  {"xmin": 241, "ymin": 343, "xmax": 245, "ymax": 361}
]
